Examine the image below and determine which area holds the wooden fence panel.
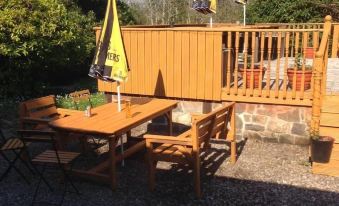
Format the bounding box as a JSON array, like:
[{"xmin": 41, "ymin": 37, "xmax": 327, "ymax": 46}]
[
  {"xmin": 166, "ymin": 31, "xmax": 174, "ymax": 97},
  {"xmin": 331, "ymin": 25, "xmax": 339, "ymax": 58},
  {"xmin": 197, "ymin": 32, "xmax": 206, "ymax": 100},
  {"xmin": 173, "ymin": 31, "xmax": 182, "ymax": 98},
  {"xmin": 189, "ymin": 32, "xmax": 198, "ymax": 99}
]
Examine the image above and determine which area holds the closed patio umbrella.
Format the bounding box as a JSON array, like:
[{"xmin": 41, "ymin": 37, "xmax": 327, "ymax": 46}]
[
  {"xmin": 89, "ymin": 0, "xmax": 129, "ymax": 112},
  {"xmin": 191, "ymin": 0, "xmax": 217, "ymax": 27}
]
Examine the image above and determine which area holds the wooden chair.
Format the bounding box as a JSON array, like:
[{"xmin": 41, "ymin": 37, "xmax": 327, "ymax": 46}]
[
  {"xmin": 145, "ymin": 102, "xmax": 236, "ymax": 198},
  {"xmin": 0, "ymin": 128, "xmax": 34, "ymax": 184},
  {"xmin": 18, "ymin": 130, "xmax": 80, "ymax": 205},
  {"xmin": 69, "ymin": 89, "xmax": 92, "ymax": 110}
]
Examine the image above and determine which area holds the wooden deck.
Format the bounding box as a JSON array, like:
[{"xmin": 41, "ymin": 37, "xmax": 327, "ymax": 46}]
[{"xmin": 94, "ymin": 17, "xmax": 339, "ymax": 177}]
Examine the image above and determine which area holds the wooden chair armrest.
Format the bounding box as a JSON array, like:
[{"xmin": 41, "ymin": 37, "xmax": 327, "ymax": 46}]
[
  {"xmin": 190, "ymin": 113, "xmax": 205, "ymax": 122},
  {"xmin": 144, "ymin": 134, "xmax": 192, "ymax": 145},
  {"xmin": 21, "ymin": 117, "xmax": 50, "ymax": 124}
]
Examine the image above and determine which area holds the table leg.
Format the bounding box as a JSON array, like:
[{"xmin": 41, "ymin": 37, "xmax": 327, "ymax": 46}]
[
  {"xmin": 55, "ymin": 131, "xmax": 68, "ymax": 150},
  {"xmin": 109, "ymin": 136, "xmax": 118, "ymax": 190}
]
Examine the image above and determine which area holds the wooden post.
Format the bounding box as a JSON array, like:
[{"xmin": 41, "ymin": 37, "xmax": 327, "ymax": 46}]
[
  {"xmin": 93, "ymin": 27, "xmax": 102, "ymax": 45},
  {"xmin": 311, "ymin": 16, "xmax": 332, "ymax": 134},
  {"xmin": 229, "ymin": 104, "xmax": 237, "ymax": 164}
]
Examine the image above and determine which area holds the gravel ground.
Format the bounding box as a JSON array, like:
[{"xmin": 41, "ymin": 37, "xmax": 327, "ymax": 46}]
[{"xmin": 1, "ymin": 123, "xmax": 339, "ymax": 206}]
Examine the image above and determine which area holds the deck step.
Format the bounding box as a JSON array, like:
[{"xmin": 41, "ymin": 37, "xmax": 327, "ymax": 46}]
[
  {"xmin": 319, "ymin": 126, "xmax": 339, "ymax": 143},
  {"xmin": 322, "ymin": 96, "xmax": 339, "ymax": 113},
  {"xmin": 312, "ymin": 144, "xmax": 339, "ymax": 177},
  {"xmin": 320, "ymin": 113, "xmax": 339, "ymax": 127}
]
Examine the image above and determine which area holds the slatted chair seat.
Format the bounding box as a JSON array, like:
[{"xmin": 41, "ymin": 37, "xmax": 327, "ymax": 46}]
[
  {"xmin": 145, "ymin": 102, "xmax": 236, "ymax": 198},
  {"xmin": 1, "ymin": 138, "xmax": 30, "ymax": 151},
  {"xmin": 0, "ymin": 129, "xmax": 35, "ymax": 184},
  {"xmin": 32, "ymin": 150, "xmax": 80, "ymax": 165}
]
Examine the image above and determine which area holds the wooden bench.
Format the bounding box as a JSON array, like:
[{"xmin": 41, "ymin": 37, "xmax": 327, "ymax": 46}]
[
  {"xmin": 18, "ymin": 95, "xmax": 82, "ymax": 142},
  {"xmin": 144, "ymin": 102, "xmax": 236, "ymax": 198}
]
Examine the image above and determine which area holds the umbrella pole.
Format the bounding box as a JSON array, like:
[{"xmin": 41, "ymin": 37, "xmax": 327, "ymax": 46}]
[
  {"xmin": 209, "ymin": 15, "xmax": 213, "ymax": 28},
  {"xmin": 117, "ymin": 82, "xmax": 125, "ymax": 167}
]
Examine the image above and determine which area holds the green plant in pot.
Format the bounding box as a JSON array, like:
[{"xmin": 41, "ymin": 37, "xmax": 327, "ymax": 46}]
[
  {"xmin": 287, "ymin": 53, "xmax": 313, "ymax": 91},
  {"xmin": 310, "ymin": 131, "xmax": 335, "ymax": 163},
  {"xmin": 238, "ymin": 54, "xmax": 266, "ymax": 89}
]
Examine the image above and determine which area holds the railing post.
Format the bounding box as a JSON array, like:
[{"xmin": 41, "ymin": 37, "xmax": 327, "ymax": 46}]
[{"xmin": 311, "ymin": 16, "xmax": 332, "ymax": 134}]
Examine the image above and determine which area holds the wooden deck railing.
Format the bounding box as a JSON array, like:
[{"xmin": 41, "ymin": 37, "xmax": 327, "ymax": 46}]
[
  {"xmin": 94, "ymin": 16, "xmax": 333, "ymax": 106},
  {"xmin": 221, "ymin": 28, "xmax": 323, "ymax": 106}
]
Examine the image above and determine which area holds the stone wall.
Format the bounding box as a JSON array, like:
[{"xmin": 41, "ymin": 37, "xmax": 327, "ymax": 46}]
[
  {"xmin": 236, "ymin": 103, "xmax": 311, "ymax": 145},
  {"xmin": 109, "ymin": 94, "xmax": 311, "ymax": 145}
]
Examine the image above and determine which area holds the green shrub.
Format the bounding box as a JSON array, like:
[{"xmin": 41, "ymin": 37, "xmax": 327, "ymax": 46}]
[{"xmin": 0, "ymin": 0, "xmax": 96, "ymax": 98}]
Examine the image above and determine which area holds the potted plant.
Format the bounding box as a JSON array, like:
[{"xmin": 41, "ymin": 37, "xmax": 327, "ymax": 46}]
[
  {"xmin": 310, "ymin": 131, "xmax": 335, "ymax": 163},
  {"xmin": 238, "ymin": 54, "xmax": 266, "ymax": 89},
  {"xmin": 305, "ymin": 47, "xmax": 315, "ymax": 59},
  {"xmin": 287, "ymin": 53, "xmax": 313, "ymax": 91}
]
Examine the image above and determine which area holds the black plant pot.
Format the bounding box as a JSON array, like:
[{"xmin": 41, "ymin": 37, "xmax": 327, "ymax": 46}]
[{"xmin": 310, "ymin": 136, "xmax": 335, "ymax": 163}]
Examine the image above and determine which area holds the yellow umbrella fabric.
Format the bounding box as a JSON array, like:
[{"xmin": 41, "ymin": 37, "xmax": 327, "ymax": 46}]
[
  {"xmin": 89, "ymin": 0, "xmax": 129, "ymax": 83},
  {"xmin": 210, "ymin": 0, "xmax": 217, "ymax": 13},
  {"xmin": 106, "ymin": 0, "xmax": 128, "ymax": 82}
]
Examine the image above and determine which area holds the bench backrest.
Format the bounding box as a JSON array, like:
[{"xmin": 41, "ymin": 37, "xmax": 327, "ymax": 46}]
[
  {"xmin": 19, "ymin": 95, "xmax": 59, "ymax": 121},
  {"xmin": 192, "ymin": 102, "xmax": 235, "ymax": 149},
  {"xmin": 69, "ymin": 89, "xmax": 91, "ymax": 103}
]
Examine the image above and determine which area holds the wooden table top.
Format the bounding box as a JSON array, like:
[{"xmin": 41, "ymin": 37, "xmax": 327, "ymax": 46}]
[{"xmin": 49, "ymin": 99, "xmax": 178, "ymax": 136}]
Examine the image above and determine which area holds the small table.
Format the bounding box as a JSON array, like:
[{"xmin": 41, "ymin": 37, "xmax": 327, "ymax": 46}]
[{"xmin": 49, "ymin": 98, "xmax": 178, "ymax": 190}]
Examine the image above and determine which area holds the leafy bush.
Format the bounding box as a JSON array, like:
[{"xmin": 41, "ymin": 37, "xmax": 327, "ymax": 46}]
[
  {"xmin": 247, "ymin": 0, "xmax": 338, "ymax": 23},
  {"xmin": 0, "ymin": 0, "xmax": 96, "ymax": 98},
  {"xmin": 56, "ymin": 92, "xmax": 106, "ymax": 111}
]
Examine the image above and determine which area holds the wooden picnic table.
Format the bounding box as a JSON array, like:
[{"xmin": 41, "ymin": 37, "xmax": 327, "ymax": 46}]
[{"xmin": 49, "ymin": 98, "xmax": 178, "ymax": 190}]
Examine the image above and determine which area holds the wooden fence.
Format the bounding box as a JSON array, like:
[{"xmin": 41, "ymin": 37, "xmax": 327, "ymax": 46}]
[
  {"xmin": 97, "ymin": 28, "xmax": 223, "ymax": 101},
  {"xmin": 95, "ymin": 17, "xmax": 333, "ymax": 106}
]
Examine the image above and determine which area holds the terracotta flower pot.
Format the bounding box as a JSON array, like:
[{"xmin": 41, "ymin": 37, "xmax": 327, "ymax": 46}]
[
  {"xmin": 311, "ymin": 136, "xmax": 335, "ymax": 163},
  {"xmin": 287, "ymin": 69, "xmax": 312, "ymax": 91},
  {"xmin": 305, "ymin": 47, "xmax": 315, "ymax": 59},
  {"xmin": 238, "ymin": 66, "xmax": 266, "ymax": 88}
]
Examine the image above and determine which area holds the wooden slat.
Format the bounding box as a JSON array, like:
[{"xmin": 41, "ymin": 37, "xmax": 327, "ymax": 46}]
[
  {"xmin": 137, "ymin": 31, "xmax": 145, "ymax": 94},
  {"xmin": 159, "ymin": 31, "xmax": 167, "ymax": 96},
  {"xmin": 319, "ymin": 127, "xmax": 339, "ymax": 143},
  {"xmin": 131, "ymin": 31, "xmax": 138, "ymax": 94},
  {"xmin": 197, "ymin": 32, "xmax": 206, "ymax": 99},
  {"xmin": 204, "ymin": 32, "xmax": 214, "ymax": 100},
  {"xmin": 166, "ymin": 31, "xmax": 174, "ymax": 97},
  {"xmin": 122, "ymin": 31, "xmax": 132, "ymax": 93},
  {"xmin": 331, "ymin": 25, "xmax": 339, "ymax": 58},
  {"xmin": 266, "ymin": 32, "xmax": 272, "ymax": 98},
  {"xmin": 182, "ymin": 31, "xmax": 190, "ymax": 98},
  {"xmin": 25, "ymin": 96, "xmax": 55, "ymax": 111},
  {"xmin": 275, "ymin": 32, "xmax": 282, "ymax": 98},
  {"xmin": 144, "ymin": 31, "xmax": 152, "ymax": 95},
  {"xmin": 30, "ymin": 106, "xmax": 58, "ymax": 118},
  {"xmin": 151, "ymin": 31, "xmax": 160, "ymax": 96},
  {"xmin": 173, "ymin": 31, "xmax": 182, "ymax": 98},
  {"xmin": 242, "ymin": 32, "xmax": 248, "ymax": 96},
  {"xmin": 320, "ymin": 113, "xmax": 339, "ymax": 128},
  {"xmin": 234, "ymin": 32, "xmax": 240, "ymax": 95},
  {"xmin": 213, "ymin": 32, "xmax": 222, "ymax": 101},
  {"xmin": 225, "ymin": 32, "xmax": 231, "ymax": 94},
  {"xmin": 189, "ymin": 31, "xmax": 198, "ymax": 99}
]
